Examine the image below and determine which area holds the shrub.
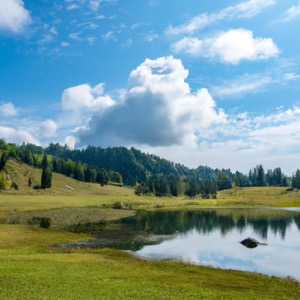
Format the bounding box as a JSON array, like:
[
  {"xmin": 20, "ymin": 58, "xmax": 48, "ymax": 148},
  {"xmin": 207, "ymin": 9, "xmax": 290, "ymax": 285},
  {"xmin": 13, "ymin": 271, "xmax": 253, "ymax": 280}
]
[
  {"xmin": 11, "ymin": 181, "xmax": 19, "ymax": 190},
  {"xmin": 27, "ymin": 217, "xmax": 51, "ymax": 228},
  {"xmin": 112, "ymin": 201, "xmax": 131, "ymax": 210},
  {"xmin": 0, "ymin": 178, "xmax": 5, "ymax": 190}
]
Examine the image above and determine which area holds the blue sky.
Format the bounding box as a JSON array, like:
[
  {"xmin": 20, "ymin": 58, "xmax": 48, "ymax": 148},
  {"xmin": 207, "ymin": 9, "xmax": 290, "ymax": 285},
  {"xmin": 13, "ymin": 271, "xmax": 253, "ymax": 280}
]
[{"xmin": 1, "ymin": 0, "xmax": 300, "ymax": 174}]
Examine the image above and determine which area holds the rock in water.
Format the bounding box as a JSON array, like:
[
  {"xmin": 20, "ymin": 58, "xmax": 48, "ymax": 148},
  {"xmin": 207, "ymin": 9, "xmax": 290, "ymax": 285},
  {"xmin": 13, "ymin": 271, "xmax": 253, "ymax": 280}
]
[{"xmin": 239, "ymin": 237, "xmax": 267, "ymax": 249}]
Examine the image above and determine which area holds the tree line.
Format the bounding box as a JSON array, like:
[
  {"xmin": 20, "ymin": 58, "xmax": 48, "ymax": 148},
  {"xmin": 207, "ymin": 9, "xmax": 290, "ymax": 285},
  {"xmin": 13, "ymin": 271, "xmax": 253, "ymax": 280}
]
[
  {"xmin": 0, "ymin": 140, "xmax": 123, "ymax": 190},
  {"xmin": 1, "ymin": 139, "xmax": 300, "ymax": 195}
]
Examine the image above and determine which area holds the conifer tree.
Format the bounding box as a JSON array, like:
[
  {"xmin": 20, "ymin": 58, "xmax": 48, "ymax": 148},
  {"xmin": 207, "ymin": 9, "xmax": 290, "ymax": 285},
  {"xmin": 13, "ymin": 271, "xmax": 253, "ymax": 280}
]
[
  {"xmin": 41, "ymin": 153, "xmax": 52, "ymax": 189},
  {"xmin": 24, "ymin": 150, "xmax": 34, "ymax": 165},
  {"xmin": 0, "ymin": 152, "xmax": 7, "ymax": 171}
]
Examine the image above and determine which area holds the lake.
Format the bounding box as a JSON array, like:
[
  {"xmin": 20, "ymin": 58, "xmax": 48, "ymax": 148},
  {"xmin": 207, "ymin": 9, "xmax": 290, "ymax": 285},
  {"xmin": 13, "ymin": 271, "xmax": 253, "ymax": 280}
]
[
  {"xmin": 134, "ymin": 208, "xmax": 300, "ymax": 280},
  {"xmin": 55, "ymin": 207, "xmax": 300, "ymax": 280}
]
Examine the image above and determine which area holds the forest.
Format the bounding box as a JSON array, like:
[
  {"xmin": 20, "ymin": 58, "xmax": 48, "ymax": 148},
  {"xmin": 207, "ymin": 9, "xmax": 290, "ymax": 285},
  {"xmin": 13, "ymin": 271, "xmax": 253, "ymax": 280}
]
[{"xmin": 1, "ymin": 139, "xmax": 300, "ymax": 198}]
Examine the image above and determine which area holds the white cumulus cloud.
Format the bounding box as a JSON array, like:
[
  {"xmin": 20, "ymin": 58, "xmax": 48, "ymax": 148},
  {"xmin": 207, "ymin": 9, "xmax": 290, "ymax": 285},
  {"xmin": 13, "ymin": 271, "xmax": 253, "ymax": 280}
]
[
  {"xmin": 76, "ymin": 56, "xmax": 226, "ymax": 147},
  {"xmin": 64, "ymin": 135, "xmax": 77, "ymax": 149},
  {"xmin": 0, "ymin": 126, "xmax": 39, "ymax": 145},
  {"xmin": 172, "ymin": 29, "xmax": 279, "ymax": 64},
  {"xmin": 0, "ymin": 0, "xmax": 32, "ymax": 34},
  {"xmin": 0, "ymin": 102, "xmax": 18, "ymax": 116},
  {"xmin": 140, "ymin": 106, "xmax": 300, "ymax": 175},
  {"xmin": 61, "ymin": 82, "xmax": 115, "ymax": 112},
  {"xmin": 39, "ymin": 119, "xmax": 58, "ymax": 137}
]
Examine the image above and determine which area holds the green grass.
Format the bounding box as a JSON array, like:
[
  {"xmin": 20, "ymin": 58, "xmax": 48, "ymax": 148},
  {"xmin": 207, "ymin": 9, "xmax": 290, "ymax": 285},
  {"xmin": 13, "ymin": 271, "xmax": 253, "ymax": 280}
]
[
  {"xmin": 218, "ymin": 186, "xmax": 300, "ymax": 207},
  {"xmin": 0, "ymin": 224, "xmax": 299, "ymax": 300},
  {"xmin": 0, "ymin": 207, "xmax": 136, "ymax": 229},
  {"xmin": 0, "ymin": 161, "xmax": 300, "ymax": 299},
  {"xmin": 2, "ymin": 186, "xmax": 300, "ymax": 215},
  {"xmin": 3, "ymin": 159, "xmax": 134, "ymax": 196}
]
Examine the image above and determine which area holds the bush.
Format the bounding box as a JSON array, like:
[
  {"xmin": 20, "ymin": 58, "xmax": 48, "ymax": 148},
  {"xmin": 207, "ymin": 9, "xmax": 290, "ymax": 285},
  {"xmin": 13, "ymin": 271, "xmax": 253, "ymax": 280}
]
[
  {"xmin": 27, "ymin": 217, "xmax": 51, "ymax": 228},
  {"xmin": 112, "ymin": 201, "xmax": 131, "ymax": 210},
  {"xmin": 11, "ymin": 181, "xmax": 18, "ymax": 190},
  {"xmin": 0, "ymin": 179, "xmax": 5, "ymax": 190}
]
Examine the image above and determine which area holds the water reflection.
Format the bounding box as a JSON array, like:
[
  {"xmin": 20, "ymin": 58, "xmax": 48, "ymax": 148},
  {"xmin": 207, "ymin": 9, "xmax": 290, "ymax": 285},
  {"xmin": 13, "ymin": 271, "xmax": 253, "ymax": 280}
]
[
  {"xmin": 135, "ymin": 208, "xmax": 300, "ymax": 280},
  {"xmin": 136, "ymin": 209, "xmax": 299, "ymax": 240}
]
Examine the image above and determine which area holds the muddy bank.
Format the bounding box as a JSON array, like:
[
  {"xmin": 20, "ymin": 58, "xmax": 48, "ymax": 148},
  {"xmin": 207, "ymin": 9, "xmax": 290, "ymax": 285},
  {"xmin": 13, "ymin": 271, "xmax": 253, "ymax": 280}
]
[{"xmin": 50, "ymin": 232, "xmax": 172, "ymax": 252}]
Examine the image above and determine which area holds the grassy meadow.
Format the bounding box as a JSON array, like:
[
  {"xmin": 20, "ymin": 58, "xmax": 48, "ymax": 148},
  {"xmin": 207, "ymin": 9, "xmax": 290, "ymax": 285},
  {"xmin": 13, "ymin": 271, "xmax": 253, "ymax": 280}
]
[
  {"xmin": 0, "ymin": 161, "xmax": 300, "ymax": 299},
  {"xmin": 0, "ymin": 224, "xmax": 299, "ymax": 300}
]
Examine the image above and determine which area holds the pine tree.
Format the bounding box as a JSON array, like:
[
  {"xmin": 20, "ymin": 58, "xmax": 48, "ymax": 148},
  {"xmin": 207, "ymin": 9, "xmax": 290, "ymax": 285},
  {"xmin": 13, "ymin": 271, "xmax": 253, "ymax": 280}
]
[
  {"xmin": 217, "ymin": 172, "xmax": 232, "ymax": 190},
  {"xmin": 41, "ymin": 153, "xmax": 52, "ymax": 189},
  {"xmin": 0, "ymin": 152, "xmax": 8, "ymax": 171},
  {"xmin": 96, "ymin": 169, "xmax": 109, "ymax": 186},
  {"xmin": 24, "ymin": 150, "xmax": 34, "ymax": 165},
  {"xmin": 292, "ymin": 170, "xmax": 300, "ymax": 190},
  {"xmin": 257, "ymin": 165, "xmax": 266, "ymax": 186}
]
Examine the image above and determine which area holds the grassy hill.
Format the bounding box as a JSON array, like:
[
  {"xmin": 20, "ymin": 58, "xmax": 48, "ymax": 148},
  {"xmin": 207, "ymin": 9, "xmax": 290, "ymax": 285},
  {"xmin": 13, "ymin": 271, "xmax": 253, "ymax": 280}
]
[{"xmin": 2, "ymin": 158, "xmax": 133, "ymax": 196}]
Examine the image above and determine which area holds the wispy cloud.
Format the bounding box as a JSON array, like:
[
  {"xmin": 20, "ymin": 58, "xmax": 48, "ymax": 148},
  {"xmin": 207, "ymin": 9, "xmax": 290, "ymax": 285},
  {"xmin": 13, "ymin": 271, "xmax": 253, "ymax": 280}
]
[
  {"xmin": 279, "ymin": 1, "xmax": 300, "ymax": 22},
  {"xmin": 69, "ymin": 32, "xmax": 81, "ymax": 41},
  {"xmin": 101, "ymin": 31, "xmax": 116, "ymax": 41},
  {"xmin": 144, "ymin": 32, "xmax": 159, "ymax": 42},
  {"xmin": 212, "ymin": 74, "xmax": 274, "ymax": 98},
  {"xmin": 166, "ymin": 0, "xmax": 276, "ymax": 35},
  {"xmin": 121, "ymin": 38, "xmax": 133, "ymax": 48},
  {"xmin": 284, "ymin": 72, "xmax": 300, "ymax": 81},
  {"xmin": 89, "ymin": 0, "xmax": 101, "ymax": 11},
  {"xmin": 87, "ymin": 36, "xmax": 97, "ymax": 44},
  {"xmin": 67, "ymin": 4, "xmax": 80, "ymax": 11},
  {"xmin": 61, "ymin": 41, "xmax": 70, "ymax": 47}
]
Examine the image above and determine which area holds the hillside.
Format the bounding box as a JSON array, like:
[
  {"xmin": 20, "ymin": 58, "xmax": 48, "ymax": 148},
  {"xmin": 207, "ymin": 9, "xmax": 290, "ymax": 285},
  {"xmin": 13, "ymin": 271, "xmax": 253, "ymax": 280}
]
[
  {"xmin": 45, "ymin": 144, "xmax": 195, "ymax": 185},
  {"xmin": 1, "ymin": 159, "xmax": 134, "ymax": 197},
  {"xmin": 0, "ymin": 140, "xmax": 295, "ymax": 199}
]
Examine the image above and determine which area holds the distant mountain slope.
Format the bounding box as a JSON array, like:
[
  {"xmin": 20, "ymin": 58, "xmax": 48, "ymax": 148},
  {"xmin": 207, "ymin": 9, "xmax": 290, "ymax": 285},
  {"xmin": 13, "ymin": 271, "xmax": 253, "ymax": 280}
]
[
  {"xmin": 45, "ymin": 144, "xmax": 199, "ymax": 186},
  {"xmin": 1, "ymin": 139, "xmax": 234, "ymax": 189}
]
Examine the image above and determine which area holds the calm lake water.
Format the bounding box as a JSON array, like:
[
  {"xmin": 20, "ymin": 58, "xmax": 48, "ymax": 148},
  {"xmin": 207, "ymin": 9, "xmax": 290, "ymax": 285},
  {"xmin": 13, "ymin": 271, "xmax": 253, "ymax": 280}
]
[{"xmin": 134, "ymin": 208, "xmax": 300, "ymax": 280}]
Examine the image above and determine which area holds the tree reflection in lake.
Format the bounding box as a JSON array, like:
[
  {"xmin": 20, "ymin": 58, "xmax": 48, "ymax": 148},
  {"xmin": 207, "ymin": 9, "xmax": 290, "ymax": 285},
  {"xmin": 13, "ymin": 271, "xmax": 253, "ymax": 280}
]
[
  {"xmin": 54, "ymin": 207, "xmax": 300, "ymax": 280},
  {"xmin": 135, "ymin": 208, "xmax": 299, "ymax": 241},
  {"xmin": 135, "ymin": 208, "xmax": 300, "ymax": 280}
]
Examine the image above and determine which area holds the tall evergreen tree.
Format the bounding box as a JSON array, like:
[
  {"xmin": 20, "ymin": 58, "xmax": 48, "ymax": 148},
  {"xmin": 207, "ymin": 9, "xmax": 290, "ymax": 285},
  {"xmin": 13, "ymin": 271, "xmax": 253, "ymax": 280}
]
[
  {"xmin": 23, "ymin": 150, "xmax": 34, "ymax": 165},
  {"xmin": 257, "ymin": 165, "xmax": 266, "ymax": 186},
  {"xmin": 0, "ymin": 152, "xmax": 8, "ymax": 171},
  {"xmin": 273, "ymin": 168, "xmax": 283, "ymax": 186},
  {"xmin": 216, "ymin": 172, "xmax": 232, "ymax": 190},
  {"xmin": 185, "ymin": 178, "xmax": 198, "ymax": 197},
  {"xmin": 96, "ymin": 169, "xmax": 109, "ymax": 186},
  {"xmin": 41, "ymin": 153, "xmax": 52, "ymax": 189},
  {"xmin": 74, "ymin": 163, "xmax": 85, "ymax": 181},
  {"xmin": 292, "ymin": 169, "xmax": 300, "ymax": 190}
]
